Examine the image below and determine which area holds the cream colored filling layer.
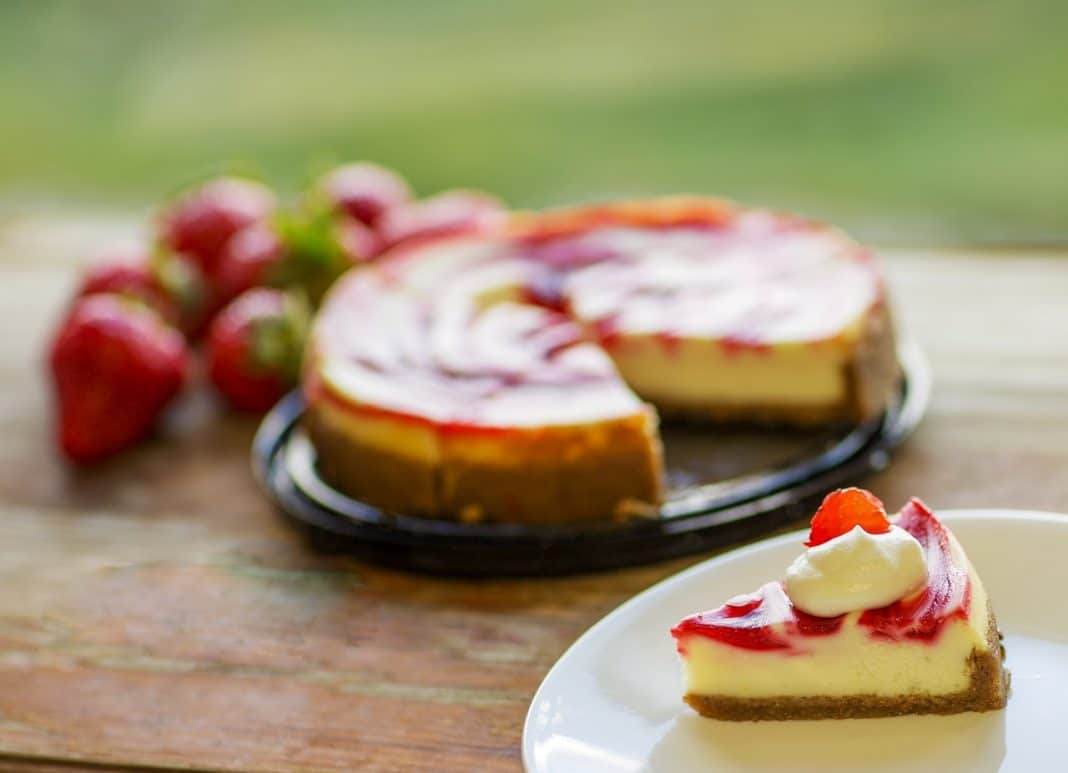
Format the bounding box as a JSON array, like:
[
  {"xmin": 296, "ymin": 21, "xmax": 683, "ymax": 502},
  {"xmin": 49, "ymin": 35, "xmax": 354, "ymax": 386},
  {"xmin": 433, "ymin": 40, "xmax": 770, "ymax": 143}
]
[
  {"xmin": 609, "ymin": 336, "xmax": 852, "ymax": 408},
  {"xmin": 312, "ymin": 393, "xmax": 441, "ymax": 464},
  {"xmin": 310, "ymin": 382, "xmax": 655, "ymax": 466},
  {"xmin": 681, "ymin": 546, "xmax": 992, "ymax": 699}
]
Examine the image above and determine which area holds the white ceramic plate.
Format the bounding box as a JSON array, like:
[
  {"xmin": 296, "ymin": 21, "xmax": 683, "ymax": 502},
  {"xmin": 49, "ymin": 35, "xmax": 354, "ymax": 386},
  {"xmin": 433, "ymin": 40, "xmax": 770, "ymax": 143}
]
[{"xmin": 523, "ymin": 510, "xmax": 1068, "ymax": 772}]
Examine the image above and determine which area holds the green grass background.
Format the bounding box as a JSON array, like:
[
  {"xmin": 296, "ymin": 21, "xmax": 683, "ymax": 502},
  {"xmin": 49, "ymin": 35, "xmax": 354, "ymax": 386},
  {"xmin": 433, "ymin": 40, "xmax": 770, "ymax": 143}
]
[{"xmin": 2, "ymin": 0, "xmax": 1067, "ymax": 242}]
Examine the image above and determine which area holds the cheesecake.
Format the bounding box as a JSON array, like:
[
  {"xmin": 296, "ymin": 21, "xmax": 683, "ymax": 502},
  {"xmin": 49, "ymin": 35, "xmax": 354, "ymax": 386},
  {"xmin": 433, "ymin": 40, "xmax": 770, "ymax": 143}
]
[
  {"xmin": 671, "ymin": 489, "xmax": 1010, "ymax": 720},
  {"xmin": 303, "ymin": 198, "xmax": 901, "ymax": 524}
]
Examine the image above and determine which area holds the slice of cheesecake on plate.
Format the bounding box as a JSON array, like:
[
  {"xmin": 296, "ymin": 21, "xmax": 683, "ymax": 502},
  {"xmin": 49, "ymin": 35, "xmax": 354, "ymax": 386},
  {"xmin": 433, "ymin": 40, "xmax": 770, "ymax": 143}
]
[{"xmin": 671, "ymin": 488, "xmax": 1009, "ymax": 720}]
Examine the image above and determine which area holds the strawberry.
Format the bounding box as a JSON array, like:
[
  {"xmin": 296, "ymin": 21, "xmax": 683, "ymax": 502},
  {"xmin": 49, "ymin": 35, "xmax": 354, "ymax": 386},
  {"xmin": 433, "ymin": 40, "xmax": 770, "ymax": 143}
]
[
  {"xmin": 206, "ymin": 288, "xmax": 308, "ymax": 413},
  {"xmin": 76, "ymin": 250, "xmax": 211, "ymax": 340},
  {"xmin": 158, "ymin": 177, "xmax": 276, "ymax": 278},
  {"xmin": 377, "ymin": 190, "xmax": 506, "ymax": 253},
  {"xmin": 214, "ymin": 222, "xmax": 286, "ymax": 303},
  {"xmin": 805, "ymin": 488, "xmax": 891, "ymax": 547},
  {"xmin": 49, "ymin": 295, "xmax": 189, "ymax": 463},
  {"xmin": 318, "ymin": 162, "xmax": 412, "ymax": 227},
  {"xmin": 76, "ymin": 251, "xmax": 173, "ymax": 319},
  {"xmin": 336, "ymin": 216, "xmax": 384, "ymax": 263},
  {"xmin": 215, "ymin": 206, "xmax": 364, "ymax": 305}
]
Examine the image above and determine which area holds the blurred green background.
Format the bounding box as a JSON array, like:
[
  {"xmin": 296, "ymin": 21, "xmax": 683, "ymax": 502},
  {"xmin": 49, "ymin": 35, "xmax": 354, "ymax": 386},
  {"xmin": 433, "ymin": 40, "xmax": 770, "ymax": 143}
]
[{"xmin": 2, "ymin": 0, "xmax": 1067, "ymax": 242}]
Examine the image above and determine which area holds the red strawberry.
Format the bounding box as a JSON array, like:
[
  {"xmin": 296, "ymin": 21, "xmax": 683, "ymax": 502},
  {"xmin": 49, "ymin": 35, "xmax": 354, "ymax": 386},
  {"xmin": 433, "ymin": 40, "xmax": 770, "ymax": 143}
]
[
  {"xmin": 77, "ymin": 251, "xmax": 173, "ymax": 319},
  {"xmin": 377, "ymin": 190, "xmax": 506, "ymax": 253},
  {"xmin": 76, "ymin": 250, "xmax": 211, "ymax": 340},
  {"xmin": 805, "ymin": 488, "xmax": 891, "ymax": 547},
  {"xmin": 158, "ymin": 177, "xmax": 276, "ymax": 278},
  {"xmin": 319, "ymin": 162, "xmax": 412, "ymax": 227},
  {"xmin": 215, "ymin": 206, "xmax": 363, "ymax": 305},
  {"xmin": 49, "ymin": 295, "xmax": 189, "ymax": 463},
  {"xmin": 336, "ymin": 216, "xmax": 384, "ymax": 262},
  {"xmin": 162, "ymin": 255, "xmax": 218, "ymax": 341},
  {"xmin": 214, "ymin": 222, "xmax": 286, "ymax": 303},
  {"xmin": 206, "ymin": 288, "xmax": 308, "ymax": 413}
]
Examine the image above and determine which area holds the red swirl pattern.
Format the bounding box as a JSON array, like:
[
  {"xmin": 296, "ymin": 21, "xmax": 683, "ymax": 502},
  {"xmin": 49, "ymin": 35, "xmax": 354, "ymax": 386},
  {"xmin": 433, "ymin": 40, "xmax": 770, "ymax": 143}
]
[{"xmin": 671, "ymin": 499, "xmax": 971, "ymax": 653}]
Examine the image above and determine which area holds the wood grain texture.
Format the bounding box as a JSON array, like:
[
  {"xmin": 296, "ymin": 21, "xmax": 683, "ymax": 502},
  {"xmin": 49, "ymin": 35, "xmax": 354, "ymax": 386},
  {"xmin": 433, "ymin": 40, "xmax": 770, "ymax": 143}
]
[{"xmin": 0, "ymin": 215, "xmax": 1067, "ymax": 771}]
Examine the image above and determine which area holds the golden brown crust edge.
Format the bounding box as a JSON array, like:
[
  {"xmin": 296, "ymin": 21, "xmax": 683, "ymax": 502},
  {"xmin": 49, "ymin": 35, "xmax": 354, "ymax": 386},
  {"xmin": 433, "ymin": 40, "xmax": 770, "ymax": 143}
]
[
  {"xmin": 683, "ymin": 603, "xmax": 1009, "ymax": 721},
  {"xmin": 305, "ymin": 404, "xmax": 441, "ymax": 515},
  {"xmin": 304, "ymin": 401, "xmax": 664, "ymax": 526},
  {"xmin": 847, "ymin": 300, "xmax": 902, "ymax": 424}
]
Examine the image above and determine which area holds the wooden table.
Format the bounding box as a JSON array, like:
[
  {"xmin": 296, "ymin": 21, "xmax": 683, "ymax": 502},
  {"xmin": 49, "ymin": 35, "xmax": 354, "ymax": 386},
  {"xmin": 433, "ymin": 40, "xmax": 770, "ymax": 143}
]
[{"xmin": 2, "ymin": 216, "xmax": 1067, "ymax": 772}]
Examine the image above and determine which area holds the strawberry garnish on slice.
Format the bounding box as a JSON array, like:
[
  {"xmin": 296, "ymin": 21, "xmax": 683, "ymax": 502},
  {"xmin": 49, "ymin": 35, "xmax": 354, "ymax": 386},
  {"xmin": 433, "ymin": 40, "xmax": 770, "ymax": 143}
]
[
  {"xmin": 805, "ymin": 488, "xmax": 891, "ymax": 547},
  {"xmin": 49, "ymin": 295, "xmax": 189, "ymax": 463},
  {"xmin": 206, "ymin": 288, "xmax": 309, "ymax": 413}
]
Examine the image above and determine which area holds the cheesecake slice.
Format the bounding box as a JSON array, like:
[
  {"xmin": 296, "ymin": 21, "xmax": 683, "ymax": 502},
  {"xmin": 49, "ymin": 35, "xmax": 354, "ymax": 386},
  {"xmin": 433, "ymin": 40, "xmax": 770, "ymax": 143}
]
[
  {"xmin": 671, "ymin": 489, "xmax": 1009, "ymax": 720},
  {"xmin": 303, "ymin": 199, "xmax": 900, "ymax": 525}
]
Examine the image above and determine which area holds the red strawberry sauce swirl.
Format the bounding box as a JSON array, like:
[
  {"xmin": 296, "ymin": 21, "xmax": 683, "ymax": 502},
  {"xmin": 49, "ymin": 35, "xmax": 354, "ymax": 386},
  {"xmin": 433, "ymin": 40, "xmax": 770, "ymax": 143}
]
[
  {"xmin": 858, "ymin": 498, "xmax": 971, "ymax": 641},
  {"xmin": 671, "ymin": 499, "xmax": 971, "ymax": 652},
  {"xmin": 672, "ymin": 582, "xmax": 844, "ymax": 653}
]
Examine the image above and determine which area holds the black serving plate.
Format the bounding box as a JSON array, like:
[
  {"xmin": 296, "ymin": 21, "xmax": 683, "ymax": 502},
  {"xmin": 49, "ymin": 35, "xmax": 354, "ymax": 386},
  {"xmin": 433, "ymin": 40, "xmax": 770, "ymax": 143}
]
[{"xmin": 253, "ymin": 341, "xmax": 930, "ymax": 577}]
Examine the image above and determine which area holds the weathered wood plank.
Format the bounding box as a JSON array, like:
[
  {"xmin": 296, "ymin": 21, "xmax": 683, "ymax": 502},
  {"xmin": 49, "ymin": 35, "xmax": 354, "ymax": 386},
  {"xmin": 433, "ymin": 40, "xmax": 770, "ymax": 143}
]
[{"xmin": 0, "ymin": 218, "xmax": 1066, "ymax": 770}]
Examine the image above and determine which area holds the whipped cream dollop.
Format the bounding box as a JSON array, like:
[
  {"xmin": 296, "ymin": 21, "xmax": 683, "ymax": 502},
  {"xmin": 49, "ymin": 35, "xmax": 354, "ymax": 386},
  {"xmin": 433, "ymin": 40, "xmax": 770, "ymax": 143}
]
[{"xmin": 784, "ymin": 525, "xmax": 927, "ymax": 617}]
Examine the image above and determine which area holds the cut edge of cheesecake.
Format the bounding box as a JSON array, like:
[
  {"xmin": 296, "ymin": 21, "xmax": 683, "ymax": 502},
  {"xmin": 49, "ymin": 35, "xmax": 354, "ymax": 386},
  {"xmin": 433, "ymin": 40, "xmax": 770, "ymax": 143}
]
[
  {"xmin": 304, "ymin": 386, "xmax": 665, "ymax": 525},
  {"xmin": 682, "ymin": 602, "xmax": 1009, "ymax": 721}
]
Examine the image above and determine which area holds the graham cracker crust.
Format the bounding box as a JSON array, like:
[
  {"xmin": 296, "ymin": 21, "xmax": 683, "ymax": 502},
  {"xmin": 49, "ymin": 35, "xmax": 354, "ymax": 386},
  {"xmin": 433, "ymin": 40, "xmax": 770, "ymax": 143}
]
[
  {"xmin": 683, "ymin": 605, "xmax": 1009, "ymax": 721},
  {"xmin": 846, "ymin": 300, "xmax": 902, "ymax": 424},
  {"xmin": 305, "ymin": 402, "xmax": 664, "ymax": 526}
]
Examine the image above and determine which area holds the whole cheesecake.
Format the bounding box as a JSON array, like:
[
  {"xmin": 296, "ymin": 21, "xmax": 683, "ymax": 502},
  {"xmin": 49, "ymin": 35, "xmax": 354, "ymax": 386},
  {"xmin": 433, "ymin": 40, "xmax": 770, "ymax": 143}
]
[
  {"xmin": 672, "ymin": 489, "xmax": 1009, "ymax": 720},
  {"xmin": 303, "ymin": 198, "xmax": 900, "ymax": 524}
]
